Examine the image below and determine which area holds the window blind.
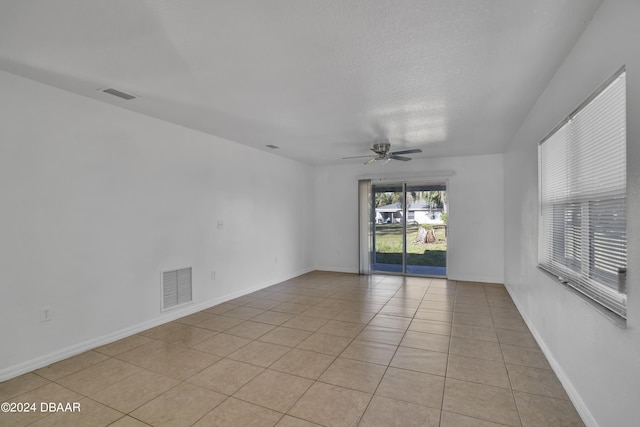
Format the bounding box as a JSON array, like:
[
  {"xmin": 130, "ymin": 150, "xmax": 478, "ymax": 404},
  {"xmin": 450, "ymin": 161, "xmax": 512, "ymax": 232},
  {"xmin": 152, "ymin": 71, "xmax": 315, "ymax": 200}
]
[{"xmin": 538, "ymin": 69, "xmax": 627, "ymax": 318}]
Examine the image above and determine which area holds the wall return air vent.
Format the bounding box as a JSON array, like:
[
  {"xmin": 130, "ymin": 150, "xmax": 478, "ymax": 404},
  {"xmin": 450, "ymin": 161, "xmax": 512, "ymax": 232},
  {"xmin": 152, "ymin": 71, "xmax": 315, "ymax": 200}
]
[{"xmin": 162, "ymin": 267, "xmax": 192, "ymax": 311}]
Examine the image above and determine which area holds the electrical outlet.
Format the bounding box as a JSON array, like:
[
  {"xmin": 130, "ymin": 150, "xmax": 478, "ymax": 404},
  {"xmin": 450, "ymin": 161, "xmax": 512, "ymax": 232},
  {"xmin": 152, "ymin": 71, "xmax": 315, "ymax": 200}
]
[
  {"xmin": 40, "ymin": 306, "xmax": 53, "ymax": 322},
  {"xmin": 275, "ymin": 256, "xmax": 278, "ymax": 264},
  {"xmin": 217, "ymin": 220, "xmax": 224, "ymax": 230},
  {"xmin": 211, "ymin": 271, "xmax": 216, "ymax": 280}
]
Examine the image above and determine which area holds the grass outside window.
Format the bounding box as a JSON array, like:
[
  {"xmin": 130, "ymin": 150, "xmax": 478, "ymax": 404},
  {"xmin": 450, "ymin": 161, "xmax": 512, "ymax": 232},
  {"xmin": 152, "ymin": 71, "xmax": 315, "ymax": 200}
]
[{"xmin": 374, "ymin": 224, "xmax": 446, "ymax": 267}]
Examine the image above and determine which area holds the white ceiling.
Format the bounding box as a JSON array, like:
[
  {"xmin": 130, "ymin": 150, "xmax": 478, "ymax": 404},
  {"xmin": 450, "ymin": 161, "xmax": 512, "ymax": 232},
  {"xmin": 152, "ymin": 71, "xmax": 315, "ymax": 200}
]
[{"xmin": 0, "ymin": 0, "xmax": 602, "ymax": 165}]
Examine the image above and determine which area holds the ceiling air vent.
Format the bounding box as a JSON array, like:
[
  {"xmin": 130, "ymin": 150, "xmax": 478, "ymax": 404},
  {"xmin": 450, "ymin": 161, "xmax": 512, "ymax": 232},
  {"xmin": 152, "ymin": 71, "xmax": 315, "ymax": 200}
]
[
  {"xmin": 102, "ymin": 88, "xmax": 137, "ymax": 100},
  {"xmin": 162, "ymin": 267, "xmax": 192, "ymax": 311}
]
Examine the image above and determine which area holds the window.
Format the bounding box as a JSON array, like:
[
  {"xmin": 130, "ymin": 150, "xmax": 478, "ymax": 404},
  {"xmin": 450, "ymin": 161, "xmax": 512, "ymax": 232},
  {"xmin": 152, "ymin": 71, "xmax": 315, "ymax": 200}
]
[{"xmin": 538, "ymin": 68, "xmax": 627, "ymax": 318}]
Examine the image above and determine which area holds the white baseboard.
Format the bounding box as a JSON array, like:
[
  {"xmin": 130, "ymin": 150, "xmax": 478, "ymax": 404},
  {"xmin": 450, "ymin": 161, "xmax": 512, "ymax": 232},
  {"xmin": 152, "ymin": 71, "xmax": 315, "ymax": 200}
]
[
  {"xmin": 313, "ymin": 266, "xmax": 359, "ymax": 274},
  {"xmin": 446, "ymin": 273, "xmax": 504, "ymax": 284},
  {"xmin": 312, "ymin": 268, "xmax": 503, "ymax": 283},
  {"xmin": 503, "ymin": 283, "xmax": 598, "ymax": 427},
  {"xmin": 0, "ymin": 266, "xmax": 314, "ymax": 382}
]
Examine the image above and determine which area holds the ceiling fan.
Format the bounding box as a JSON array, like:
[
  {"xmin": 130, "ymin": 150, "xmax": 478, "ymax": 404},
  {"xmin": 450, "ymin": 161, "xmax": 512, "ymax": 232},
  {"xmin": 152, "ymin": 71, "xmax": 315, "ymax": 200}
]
[{"xmin": 342, "ymin": 142, "xmax": 422, "ymax": 164}]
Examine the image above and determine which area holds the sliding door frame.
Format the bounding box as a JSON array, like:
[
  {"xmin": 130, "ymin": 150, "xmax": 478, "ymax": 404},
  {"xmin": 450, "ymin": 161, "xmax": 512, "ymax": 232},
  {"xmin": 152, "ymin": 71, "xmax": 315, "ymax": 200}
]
[{"xmin": 361, "ymin": 175, "xmax": 451, "ymax": 278}]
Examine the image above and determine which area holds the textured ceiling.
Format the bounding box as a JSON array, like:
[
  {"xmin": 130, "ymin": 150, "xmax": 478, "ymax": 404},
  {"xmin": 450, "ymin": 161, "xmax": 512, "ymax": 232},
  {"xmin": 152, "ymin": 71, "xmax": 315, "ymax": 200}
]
[{"xmin": 0, "ymin": 0, "xmax": 602, "ymax": 165}]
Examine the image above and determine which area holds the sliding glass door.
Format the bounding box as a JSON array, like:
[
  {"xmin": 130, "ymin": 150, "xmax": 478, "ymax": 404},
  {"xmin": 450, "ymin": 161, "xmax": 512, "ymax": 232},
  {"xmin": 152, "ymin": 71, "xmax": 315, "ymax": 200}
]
[
  {"xmin": 404, "ymin": 183, "xmax": 447, "ymax": 276},
  {"xmin": 371, "ymin": 182, "xmax": 447, "ymax": 277},
  {"xmin": 372, "ymin": 184, "xmax": 404, "ymax": 272}
]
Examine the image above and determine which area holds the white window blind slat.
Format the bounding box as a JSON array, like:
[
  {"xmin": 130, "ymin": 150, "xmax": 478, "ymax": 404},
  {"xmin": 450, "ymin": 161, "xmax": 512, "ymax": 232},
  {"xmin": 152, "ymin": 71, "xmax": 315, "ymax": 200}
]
[{"xmin": 538, "ymin": 69, "xmax": 627, "ymax": 318}]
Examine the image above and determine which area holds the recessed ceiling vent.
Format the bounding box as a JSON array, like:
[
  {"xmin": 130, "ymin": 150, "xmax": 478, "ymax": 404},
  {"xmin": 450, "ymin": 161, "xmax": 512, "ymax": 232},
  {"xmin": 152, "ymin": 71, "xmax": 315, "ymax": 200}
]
[
  {"xmin": 266, "ymin": 144, "xmax": 280, "ymax": 149},
  {"xmin": 162, "ymin": 267, "xmax": 192, "ymax": 311},
  {"xmin": 102, "ymin": 88, "xmax": 137, "ymax": 100}
]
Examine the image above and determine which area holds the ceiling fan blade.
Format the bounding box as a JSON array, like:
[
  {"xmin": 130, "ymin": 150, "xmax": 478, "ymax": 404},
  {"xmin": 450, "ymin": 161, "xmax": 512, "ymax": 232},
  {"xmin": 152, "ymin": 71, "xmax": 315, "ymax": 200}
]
[
  {"xmin": 364, "ymin": 157, "xmax": 377, "ymax": 165},
  {"xmin": 342, "ymin": 155, "xmax": 376, "ymax": 159},
  {"xmin": 390, "ymin": 149, "xmax": 422, "ymax": 155},
  {"xmin": 390, "ymin": 155, "xmax": 412, "ymax": 161}
]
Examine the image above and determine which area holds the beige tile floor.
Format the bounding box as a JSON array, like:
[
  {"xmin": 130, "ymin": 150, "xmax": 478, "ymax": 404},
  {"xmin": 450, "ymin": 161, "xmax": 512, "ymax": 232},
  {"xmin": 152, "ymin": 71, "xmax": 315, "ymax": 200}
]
[{"xmin": 0, "ymin": 271, "xmax": 585, "ymax": 427}]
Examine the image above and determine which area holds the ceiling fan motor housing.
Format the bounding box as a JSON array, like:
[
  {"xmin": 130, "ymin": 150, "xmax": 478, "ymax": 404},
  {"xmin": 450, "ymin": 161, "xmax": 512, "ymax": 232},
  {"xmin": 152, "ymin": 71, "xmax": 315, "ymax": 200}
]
[{"xmin": 372, "ymin": 142, "xmax": 391, "ymax": 154}]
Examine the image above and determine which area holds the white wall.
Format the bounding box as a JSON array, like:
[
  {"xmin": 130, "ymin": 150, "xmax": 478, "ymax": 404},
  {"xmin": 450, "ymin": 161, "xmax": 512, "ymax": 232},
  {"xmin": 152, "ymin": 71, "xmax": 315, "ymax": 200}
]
[
  {"xmin": 314, "ymin": 154, "xmax": 504, "ymax": 283},
  {"xmin": 503, "ymin": 1, "xmax": 640, "ymax": 426},
  {"xmin": 0, "ymin": 71, "xmax": 315, "ymax": 380}
]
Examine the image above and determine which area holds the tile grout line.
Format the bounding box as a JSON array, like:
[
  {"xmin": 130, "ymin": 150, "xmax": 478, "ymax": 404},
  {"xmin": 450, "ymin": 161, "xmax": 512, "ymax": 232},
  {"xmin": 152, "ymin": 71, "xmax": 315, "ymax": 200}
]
[
  {"xmin": 356, "ymin": 277, "xmax": 443, "ymax": 425},
  {"xmin": 489, "ymin": 288, "xmax": 525, "ymax": 427},
  {"xmin": 279, "ymin": 275, "xmax": 385, "ymax": 425},
  {"xmin": 3, "ymin": 273, "xmax": 573, "ymax": 427},
  {"xmin": 438, "ymin": 279, "xmax": 457, "ymax": 426}
]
